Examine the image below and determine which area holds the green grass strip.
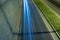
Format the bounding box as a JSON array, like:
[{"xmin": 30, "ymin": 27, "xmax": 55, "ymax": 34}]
[{"xmin": 34, "ymin": 0, "xmax": 60, "ymax": 36}]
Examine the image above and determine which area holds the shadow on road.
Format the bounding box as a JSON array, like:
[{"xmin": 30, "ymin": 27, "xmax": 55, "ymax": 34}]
[{"xmin": 13, "ymin": 30, "xmax": 60, "ymax": 36}]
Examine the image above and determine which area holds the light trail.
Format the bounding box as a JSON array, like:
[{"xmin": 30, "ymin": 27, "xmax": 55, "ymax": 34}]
[
  {"xmin": 26, "ymin": 1, "xmax": 32, "ymax": 40},
  {"xmin": 23, "ymin": 0, "xmax": 32, "ymax": 40}
]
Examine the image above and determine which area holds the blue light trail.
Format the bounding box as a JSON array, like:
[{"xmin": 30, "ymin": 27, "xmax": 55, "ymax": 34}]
[{"xmin": 23, "ymin": 0, "xmax": 32, "ymax": 40}]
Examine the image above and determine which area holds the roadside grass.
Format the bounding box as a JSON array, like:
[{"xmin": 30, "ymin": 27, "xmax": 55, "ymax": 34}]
[{"xmin": 34, "ymin": 0, "xmax": 60, "ymax": 36}]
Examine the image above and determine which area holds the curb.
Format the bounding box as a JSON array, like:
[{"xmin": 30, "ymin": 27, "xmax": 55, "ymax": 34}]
[
  {"xmin": 32, "ymin": 0, "xmax": 60, "ymax": 40},
  {"xmin": 40, "ymin": 0, "xmax": 60, "ymax": 39}
]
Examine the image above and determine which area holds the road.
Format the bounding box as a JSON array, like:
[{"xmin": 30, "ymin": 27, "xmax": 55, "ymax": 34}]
[
  {"xmin": 20, "ymin": 0, "xmax": 54, "ymax": 40},
  {"xmin": 0, "ymin": 0, "xmax": 59, "ymax": 40}
]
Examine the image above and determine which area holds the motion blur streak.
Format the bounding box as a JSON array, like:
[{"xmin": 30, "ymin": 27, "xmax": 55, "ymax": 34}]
[{"xmin": 23, "ymin": 0, "xmax": 32, "ymax": 40}]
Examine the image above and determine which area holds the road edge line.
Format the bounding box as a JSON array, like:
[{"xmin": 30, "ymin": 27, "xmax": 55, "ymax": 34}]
[
  {"xmin": 39, "ymin": 0, "xmax": 60, "ymax": 39},
  {"xmin": 32, "ymin": 0, "xmax": 59, "ymax": 40}
]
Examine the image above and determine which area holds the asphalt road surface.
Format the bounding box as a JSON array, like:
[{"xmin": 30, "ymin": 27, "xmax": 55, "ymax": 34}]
[{"xmin": 20, "ymin": 0, "xmax": 54, "ymax": 40}]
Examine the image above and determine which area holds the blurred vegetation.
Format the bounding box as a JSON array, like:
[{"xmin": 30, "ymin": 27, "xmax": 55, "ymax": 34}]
[
  {"xmin": 47, "ymin": 0, "xmax": 60, "ymax": 8},
  {"xmin": 34, "ymin": 0, "xmax": 60, "ymax": 36}
]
